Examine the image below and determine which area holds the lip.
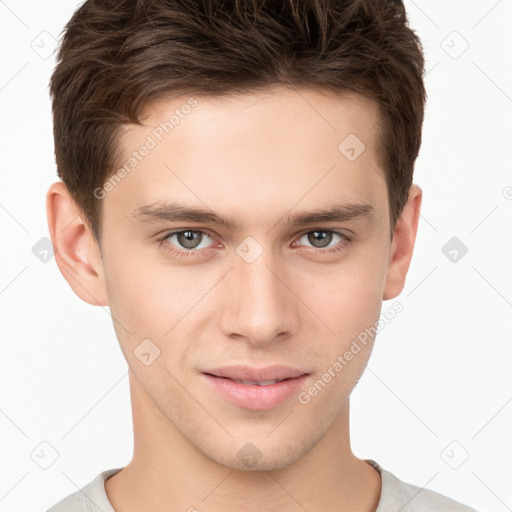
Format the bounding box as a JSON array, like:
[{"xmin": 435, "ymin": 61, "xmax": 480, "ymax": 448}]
[
  {"xmin": 204, "ymin": 364, "xmax": 307, "ymax": 381},
  {"xmin": 202, "ymin": 365, "xmax": 309, "ymax": 410}
]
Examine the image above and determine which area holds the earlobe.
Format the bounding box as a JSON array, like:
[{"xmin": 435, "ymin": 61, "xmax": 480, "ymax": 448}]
[
  {"xmin": 46, "ymin": 181, "xmax": 109, "ymax": 306},
  {"xmin": 382, "ymin": 184, "xmax": 422, "ymax": 301}
]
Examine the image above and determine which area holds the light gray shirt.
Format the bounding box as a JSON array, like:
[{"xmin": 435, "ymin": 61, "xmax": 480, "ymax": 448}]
[{"xmin": 47, "ymin": 459, "xmax": 479, "ymax": 511}]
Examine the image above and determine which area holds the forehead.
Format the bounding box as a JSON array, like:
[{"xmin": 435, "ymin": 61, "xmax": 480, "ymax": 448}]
[
  {"xmin": 138, "ymin": 86, "xmax": 381, "ymax": 150},
  {"xmin": 104, "ymin": 87, "xmax": 387, "ymax": 230}
]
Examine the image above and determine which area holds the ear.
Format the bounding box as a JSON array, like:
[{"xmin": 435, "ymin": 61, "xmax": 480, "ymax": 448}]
[
  {"xmin": 46, "ymin": 181, "xmax": 109, "ymax": 306},
  {"xmin": 383, "ymin": 184, "xmax": 422, "ymax": 300}
]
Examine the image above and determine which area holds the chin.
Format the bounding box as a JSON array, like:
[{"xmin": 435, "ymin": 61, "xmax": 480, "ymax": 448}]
[{"xmin": 192, "ymin": 428, "xmax": 319, "ymax": 472}]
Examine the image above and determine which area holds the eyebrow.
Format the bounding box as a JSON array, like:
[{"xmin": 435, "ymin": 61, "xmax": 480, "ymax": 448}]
[{"xmin": 131, "ymin": 200, "xmax": 376, "ymax": 230}]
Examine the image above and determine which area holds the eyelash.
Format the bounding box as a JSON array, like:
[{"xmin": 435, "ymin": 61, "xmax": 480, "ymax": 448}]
[{"xmin": 157, "ymin": 229, "xmax": 352, "ymax": 258}]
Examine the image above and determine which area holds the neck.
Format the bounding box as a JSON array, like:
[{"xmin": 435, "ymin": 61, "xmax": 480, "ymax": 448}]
[{"xmin": 105, "ymin": 372, "xmax": 381, "ymax": 512}]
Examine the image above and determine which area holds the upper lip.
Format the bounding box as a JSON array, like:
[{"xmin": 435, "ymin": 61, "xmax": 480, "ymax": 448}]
[{"xmin": 203, "ymin": 365, "xmax": 308, "ymax": 382}]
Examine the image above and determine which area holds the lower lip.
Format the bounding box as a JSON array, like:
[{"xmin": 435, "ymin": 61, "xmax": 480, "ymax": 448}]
[{"xmin": 203, "ymin": 373, "xmax": 309, "ymax": 410}]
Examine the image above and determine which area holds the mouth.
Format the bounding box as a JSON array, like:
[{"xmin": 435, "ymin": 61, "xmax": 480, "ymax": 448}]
[
  {"xmin": 201, "ymin": 365, "xmax": 309, "ymax": 410},
  {"xmin": 205, "ymin": 375, "xmax": 294, "ymax": 386},
  {"xmin": 203, "ymin": 364, "xmax": 307, "ymax": 381}
]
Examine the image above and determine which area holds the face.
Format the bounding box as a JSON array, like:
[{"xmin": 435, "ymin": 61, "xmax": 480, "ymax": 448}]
[{"xmin": 97, "ymin": 87, "xmax": 396, "ymax": 470}]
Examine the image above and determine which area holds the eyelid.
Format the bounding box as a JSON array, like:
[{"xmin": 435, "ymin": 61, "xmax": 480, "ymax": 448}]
[{"xmin": 296, "ymin": 227, "xmax": 352, "ymax": 239}]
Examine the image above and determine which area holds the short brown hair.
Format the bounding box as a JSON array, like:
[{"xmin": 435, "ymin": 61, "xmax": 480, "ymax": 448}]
[{"xmin": 50, "ymin": 0, "xmax": 425, "ymax": 243}]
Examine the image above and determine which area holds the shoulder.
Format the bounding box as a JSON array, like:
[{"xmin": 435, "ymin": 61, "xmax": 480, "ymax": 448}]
[
  {"xmin": 46, "ymin": 468, "xmax": 122, "ymax": 512},
  {"xmin": 366, "ymin": 459, "xmax": 480, "ymax": 512}
]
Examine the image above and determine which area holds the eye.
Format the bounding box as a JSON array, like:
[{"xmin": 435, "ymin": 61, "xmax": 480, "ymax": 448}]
[
  {"xmin": 294, "ymin": 230, "xmax": 351, "ymax": 254},
  {"xmin": 159, "ymin": 229, "xmax": 215, "ymax": 257}
]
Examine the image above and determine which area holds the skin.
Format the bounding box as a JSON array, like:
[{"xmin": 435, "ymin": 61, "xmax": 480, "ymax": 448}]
[{"xmin": 46, "ymin": 86, "xmax": 422, "ymax": 512}]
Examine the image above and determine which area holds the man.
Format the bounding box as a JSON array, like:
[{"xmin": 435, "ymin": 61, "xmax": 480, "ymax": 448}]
[{"xmin": 46, "ymin": 0, "xmax": 478, "ymax": 510}]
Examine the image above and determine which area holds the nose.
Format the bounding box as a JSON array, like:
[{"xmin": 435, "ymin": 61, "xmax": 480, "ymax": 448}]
[{"xmin": 219, "ymin": 241, "xmax": 300, "ymax": 347}]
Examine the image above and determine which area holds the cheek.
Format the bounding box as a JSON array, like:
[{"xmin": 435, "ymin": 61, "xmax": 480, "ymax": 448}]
[
  {"xmin": 101, "ymin": 248, "xmax": 171, "ymax": 354},
  {"xmin": 296, "ymin": 258, "xmax": 387, "ymax": 413},
  {"xmin": 301, "ymin": 247, "xmax": 388, "ymax": 339},
  {"xmin": 102, "ymin": 249, "xmax": 212, "ymax": 364}
]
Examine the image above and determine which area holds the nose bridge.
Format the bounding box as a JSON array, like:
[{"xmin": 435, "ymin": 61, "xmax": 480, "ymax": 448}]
[{"xmin": 220, "ymin": 237, "xmax": 298, "ymax": 345}]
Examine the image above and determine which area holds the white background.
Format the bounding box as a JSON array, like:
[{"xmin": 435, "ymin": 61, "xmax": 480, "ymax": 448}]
[{"xmin": 1, "ymin": 1, "xmax": 511, "ymax": 511}]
